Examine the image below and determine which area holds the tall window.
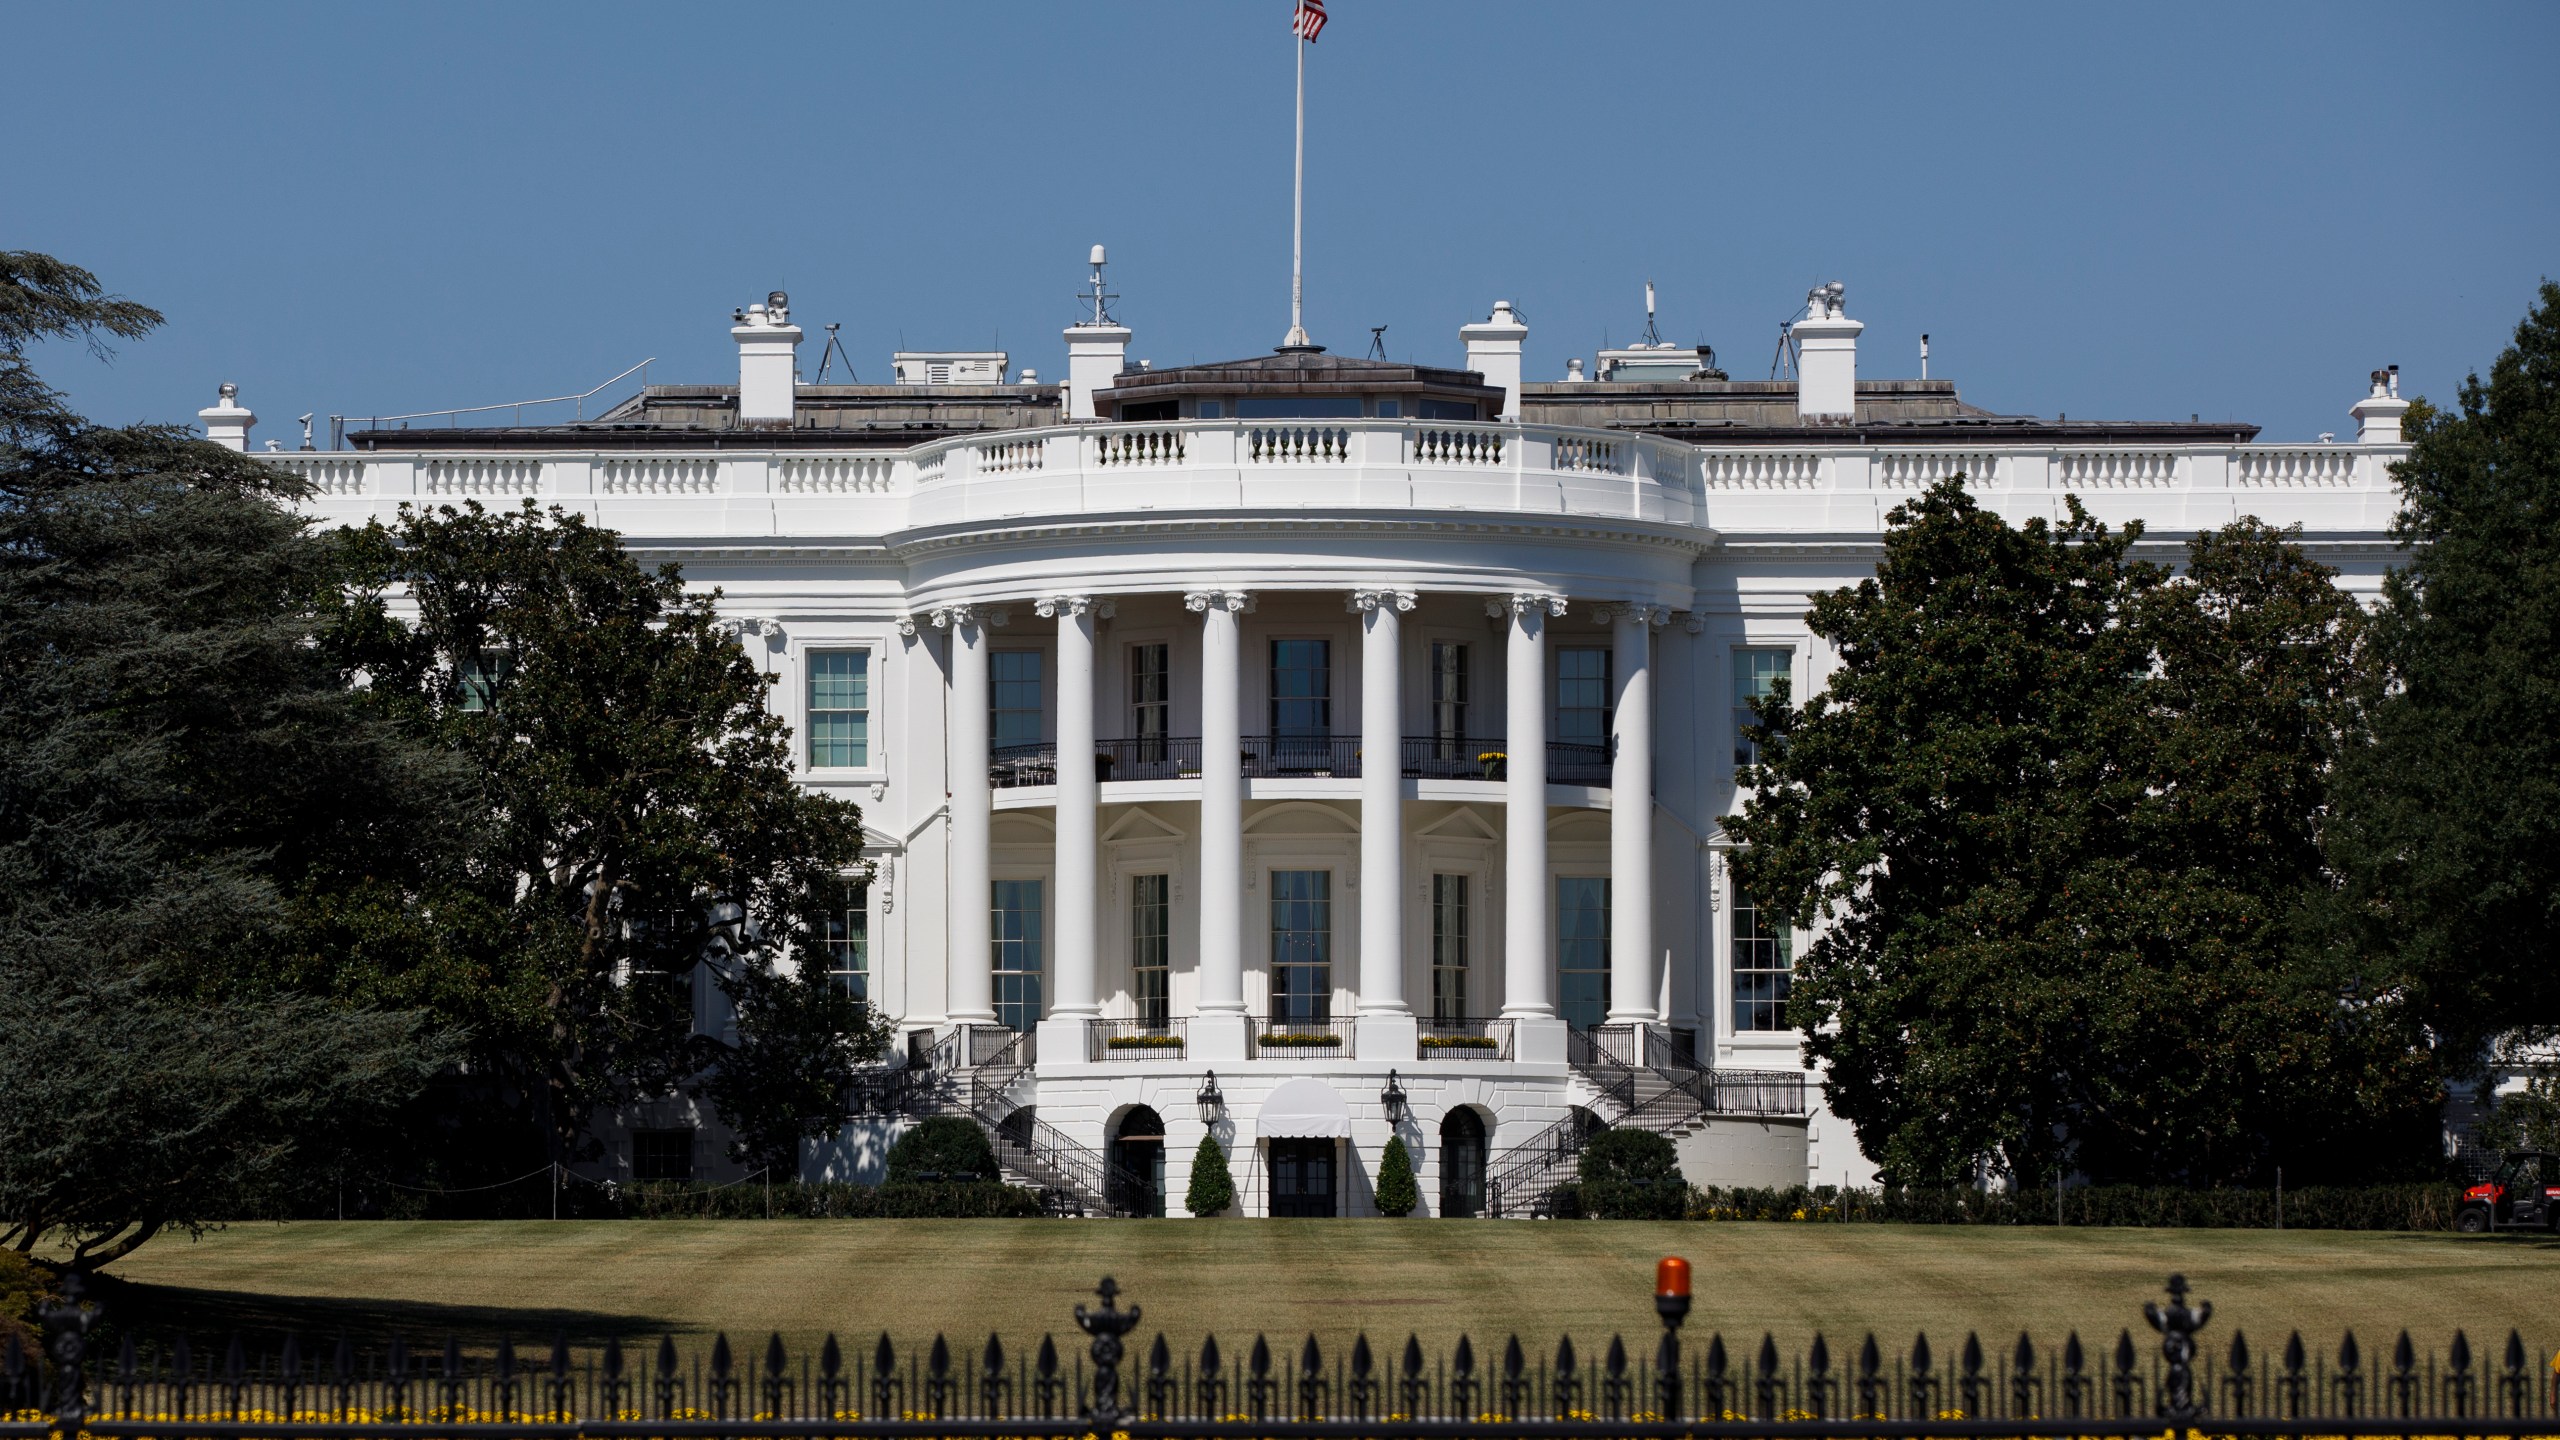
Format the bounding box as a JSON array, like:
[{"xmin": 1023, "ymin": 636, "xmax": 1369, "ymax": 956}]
[
  {"xmin": 991, "ymin": 651, "xmax": 1045, "ymax": 753},
  {"xmin": 807, "ymin": 650, "xmax": 870, "ymax": 767},
  {"xmin": 1269, "ymin": 870, "xmax": 1332, "ymax": 1025},
  {"xmin": 1556, "ymin": 647, "xmax": 1612, "ymax": 752},
  {"xmin": 1732, "ymin": 648, "xmax": 1792, "ymax": 767},
  {"xmin": 458, "ymin": 649, "xmax": 515, "ymax": 713},
  {"xmin": 1131, "ymin": 874, "xmax": 1171, "ymax": 1028},
  {"xmin": 1439, "ymin": 1108, "xmax": 1488, "ymax": 1219},
  {"xmin": 1430, "ymin": 874, "xmax": 1470, "ymax": 1021},
  {"xmin": 1430, "ymin": 642, "xmax": 1470, "ymax": 762},
  {"xmin": 822, "ymin": 878, "xmax": 869, "ymax": 1001},
  {"xmin": 992, "ymin": 879, "xmax": 1045, "ymax": 1032},
  {"xmin": 1731, "ymin": 895, "xmax": 1794, "ymax": 1032},
  {"xmin": 1129, "ymin": 643, "xmax": 1170, "ymax": 761},
  {"xmin": 1557, "ymin": 876, "xmax": 1611, "ymax": 1030},
  {"xmin": 631, "ymin": 1127, "xmax": 695, "ymax": 1182},
  {"xmin": 1271, "ymin": 639, "xmax": 1332, "ymax": 769}
]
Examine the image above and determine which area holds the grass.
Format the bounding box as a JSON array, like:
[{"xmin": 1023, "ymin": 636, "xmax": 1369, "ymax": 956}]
[{"xmin": 88, "ymin": 1220, "xmax": 2560, "ymax": 1358}]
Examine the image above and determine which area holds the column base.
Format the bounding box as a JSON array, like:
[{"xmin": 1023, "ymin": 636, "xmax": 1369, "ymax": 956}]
[
  {"xmin": 1355, "ymin": 1012, "xmax": 1417, "ymax": 1063},
  {"xmin": 1191, "ymin": 1011, "xmax": 1251, "ymax": 1063},
  {"xmin": 1034, "ymin": 1016, "xmax": 1092, "ymax": 1067},
  {"xmin": 1508, "ymin": 1015, "xmax": 1569, "ymax": 1065}
]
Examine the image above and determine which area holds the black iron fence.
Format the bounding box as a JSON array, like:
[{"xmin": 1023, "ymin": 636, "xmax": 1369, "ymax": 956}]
[{"xmin": 6, "ymin": 1271, "xmax": 2556, "ymax": 1438}]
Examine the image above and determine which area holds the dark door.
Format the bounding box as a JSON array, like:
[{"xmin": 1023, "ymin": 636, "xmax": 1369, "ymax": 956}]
[{"xmin": 1269, "ymin": 1139, "xmax": 1337, "ymax": 1217}]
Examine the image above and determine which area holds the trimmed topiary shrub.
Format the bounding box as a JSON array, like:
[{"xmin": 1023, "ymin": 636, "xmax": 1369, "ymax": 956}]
[
  {"xmin": 1186, "ymin": 1136, "xmax": 1235, "ymax": 1217},
  {"xmin": 885, "ymin": 1115, "xmax": 1001, "ymax": 1184},
  {"xmin": 1375, "ymin": 1136, "xmax": 1419, "ymax": 1216},
  {"xmin": 1577, "ymin": 1128, "xmax": 1686, "ymax": 1219}
]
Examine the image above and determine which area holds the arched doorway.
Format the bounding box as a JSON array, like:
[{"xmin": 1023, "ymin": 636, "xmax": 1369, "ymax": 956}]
[
  {"xmin": 1110, "ymin": 1106, "xmax": 1166, "ymax": 1217},
  {"xmin": 1440, "ymin": 1108, "xmax": 1488, "ymax": 1218}
]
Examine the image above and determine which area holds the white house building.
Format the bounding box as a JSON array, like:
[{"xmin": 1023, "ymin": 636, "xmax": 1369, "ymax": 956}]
[{"xmin": 204, "ymin": 270, "xmax": 2414, "ymax": 1217}]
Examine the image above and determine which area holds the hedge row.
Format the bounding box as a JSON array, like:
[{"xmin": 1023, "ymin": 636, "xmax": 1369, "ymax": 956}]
[
  {"xmin": 618, "ymin": 1179, "xmax": 1045, "ymax": 1219},
  {"xmin": 1684, "ymin": 1183, "xmax": 2470, "ymax": 1230}
]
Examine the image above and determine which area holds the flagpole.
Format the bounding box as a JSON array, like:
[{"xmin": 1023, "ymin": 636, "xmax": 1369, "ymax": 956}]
[{"xmin": 1282, "ymin": 2, "xmax": 1312, "ymax": 350}]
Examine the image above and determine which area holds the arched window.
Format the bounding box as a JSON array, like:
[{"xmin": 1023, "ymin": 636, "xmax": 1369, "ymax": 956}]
[
  {"xmin": 1440, "ymin": 1108, "xmax": 1488, "ymax": 1219},
  {"xmin": 1111, "ymin": 1106, "xmax": 1167, "ymax": 1217}
]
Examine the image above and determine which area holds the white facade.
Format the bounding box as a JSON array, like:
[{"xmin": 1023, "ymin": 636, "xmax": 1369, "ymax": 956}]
[{"xmin": 215, "ymin": 288, "xmax": 2413, "ymax": 1215}]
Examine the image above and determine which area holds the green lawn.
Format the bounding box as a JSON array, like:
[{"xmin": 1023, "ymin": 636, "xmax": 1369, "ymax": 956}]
[{"xmin": 89, "ymin": 1220, "xmax": 2560, "ymax": 1360}]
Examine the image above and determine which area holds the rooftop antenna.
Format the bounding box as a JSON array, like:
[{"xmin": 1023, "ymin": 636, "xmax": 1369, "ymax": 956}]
[
  {"xmin": 1641, "ymin": 281, "xmax": 1663, "ymax": 347},
  {"xmin": 1081, "ymin": 244, "xmax": 1118, "ymax": 326},
  {"xmin": 1920, "ymin": 332, "xmax": 1930, "ymax": 381},
  {"xmin": 1769, "ymin": 319, "xmax": 1798, "ymax": 381},
  {"xmin": 1367, "ymin": 325, "xmax": 1388, "ymax": 360},
  {"xmin": 1278, "ymin": 0, "xmax": 1324, "ymax": 352},
  {"xmin": 814, "ymin": 322, "xmax": 857, "ymax": 383}
]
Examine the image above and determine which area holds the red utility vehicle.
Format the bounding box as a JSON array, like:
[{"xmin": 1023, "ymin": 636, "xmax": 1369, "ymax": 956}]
[{"xmin": 2457, "ymin": 1150, "xmax": 2560, "ymax": 1233}]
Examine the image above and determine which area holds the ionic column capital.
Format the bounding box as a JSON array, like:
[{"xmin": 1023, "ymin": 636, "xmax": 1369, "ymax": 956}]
[
  {"xmin": 1485, "ymin": 592, "xmax": 1567, "ymax": 620},
  {"xmin": 1034, "ymin": 594, "xmax": 1095, "ymax": 620},
  {"xmin": 1185, "ymin": 589, "xmax": 1253, "ymax": 615},
  {"xmin": 1595, "ymin": 603, "xmax": 1671, "ymax": 628},
  {"xmin": 928, "ymin": 603, "xmax": 978, "ymax": 630},
  {"xmin": 1347, "ymin": 588, "xmax": 1418, "ymax": 615}
]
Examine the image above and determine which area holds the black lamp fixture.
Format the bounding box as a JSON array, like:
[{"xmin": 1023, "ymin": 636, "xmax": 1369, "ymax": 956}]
[
  {"xmin": 1380, "ymin": 1068, "xmax": 1408, "ymax": 1124},
  {"xmin": 1195, "ymin": 1070, "xmax": 1224, "ymax": 1125}
]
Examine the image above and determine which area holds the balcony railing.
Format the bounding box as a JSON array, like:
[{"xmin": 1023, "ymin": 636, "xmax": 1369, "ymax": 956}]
[
  {"xmin": 995, "ymin": 736, "xmax": 1617, "ymax": 789},
  {"xmin": 1419, "ymin": 1015, "xmax": 1514, "ymax": 1059},
  {"xmin": 1087, "ymin": 1017, "xmax": 1187, "ymax": 1061},
  {"xmin": 1253, "ymin": 1015, "xmax": 1352, "ymax": 1057}
]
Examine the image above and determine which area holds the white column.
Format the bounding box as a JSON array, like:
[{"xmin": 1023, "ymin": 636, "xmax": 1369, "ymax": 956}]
[
  {"xmin": 1043, "ymin": 596, "xmax": 1101, "ymax": 1021},
  {"xmin": 1496, "ymin": 594, "xmax": 1564, "ymax": 1037},
  {"xmin": 1607, "ymin": 605, "xmax": 1660, "ymax": 1025},
  {"xmin": 1188, "ymin": 589, "xmax": 1252, "ymax": 1061},
  {"xmin": 1353, "ymin": 589, "xmax": 1417, "ymax": 1060},
  {"xmin": 939, "ymin": 604, "xmax": 996, "ymax": 1025}
]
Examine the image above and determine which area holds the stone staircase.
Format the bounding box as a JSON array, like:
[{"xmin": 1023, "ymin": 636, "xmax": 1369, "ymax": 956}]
[{"xmin": 885, "ymin": 1027, "xmax": 1138, "ymax": 1217}]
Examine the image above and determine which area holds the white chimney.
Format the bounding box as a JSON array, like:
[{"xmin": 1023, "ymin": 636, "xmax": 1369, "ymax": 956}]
[
  {"xmin": 2352, "ymin": 365, "xmax": 2410, "ymax": 445},
  {"xmin": 1792, "ymin": 282, "xmax": 1862, "ymax": 423},
  {"xmin": 198, "ymin": 382, "xmax": 254, "ymax": 452},
  {"xmin": 1459, "ymin": 300, "xmax": 1528, "ymax": 420},
  {"xmin": 1064, "ymin": 244, "xmax": 1130, "ymax": 421},
  {"xmin": 732, "ymin": 290, "xmax": 803, "ymax": 425}
]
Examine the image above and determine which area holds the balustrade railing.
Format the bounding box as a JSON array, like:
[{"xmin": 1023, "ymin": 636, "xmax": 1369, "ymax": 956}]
[
  {"xmin": 1088, "ymin": 1018, "xmax": 1188, "ymax": 1061},
  {"xmin": 997, "ymin": 736, "xmax": 1615, "ymax": 789},
  {"xmin": 1254, "ymin": 1016, "xmax": 1352, "ymax": 1057},
  {"xmin": 1420, "ymin": 1016, "xmax": 1513, "ymax": 1059}
]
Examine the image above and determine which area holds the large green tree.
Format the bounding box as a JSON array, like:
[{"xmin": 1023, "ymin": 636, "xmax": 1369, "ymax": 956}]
[
  {"xmin": 2331, "ymin": 283, "xmax": 2560, "ymax": 1072},
  {"xmin": 319, "ymin": 501, "xmax": 889, "ymax": 1171},
  {"xmin": 0, "ymin": 252, "xmax": 454, "ymax": 1267},
  {"xmin": 1728, "ymin": 481, "xmax": 2434, "ymax": 1187}
]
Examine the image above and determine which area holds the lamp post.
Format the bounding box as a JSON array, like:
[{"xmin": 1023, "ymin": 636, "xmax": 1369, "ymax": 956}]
[
  {"xmin": 1655, "ymin": 1256, "xmax": 1692, "ymax": 1418},
  {"xmin": 1195, "ymin": 1071, "xmax": 1224, "ymax": 1126},
  {"xmin": 1380, "ymin": 1069, "xmax": 1408, "ymax": 1125}
]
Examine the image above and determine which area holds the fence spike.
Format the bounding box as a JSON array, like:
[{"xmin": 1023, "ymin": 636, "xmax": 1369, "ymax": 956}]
[
  {"xmin": 1192, "ymin": 1336, "xmax": 1213, "ymax": 1377},
  {"xmin": 1607, "ymin": 1334, "xmax": 1628, "ymax": 1378},
  {"xmin": 2112, "ymin": 1330, "xmax": 2135, "ymax": 1376},
  {"xmin": 2449, "ymin": 1330, "xmax": 2472, "ymax": 1376},
  {"xmin": 556, "ymin": 1334, "xmax": 574, "ymax": 1382},
  {"xmin": 1557, "ymin": 1335, "xmax": 1577, "ymax": 1374},
  {"xmin": 1404, "ymin": 1336, "xmax": 1424, "ymax": 1379},
  {"xmin": 983, "ymin": 1333, "xmax": 1003, "ymax": 1376},
  {"xmin": 604, "ymin": 1337, "xmax": 625, "ymax": 1382},
  {"xmin": 2063, "ymin": 1331, "xmax": 2084, "ymax": 1377},
  {"xmin": 2015, "ymin": 1333, "xmax": 2035, "ymax": 1373},
  {"xmin": 2394, "ymin": 1331, "xmax": 2415, "ymax": 1376},
  {"xmin": 1352, "ymin": 1334, "xmax": 1373, "ymax": 1378},
  {"xmin": 1858, "ymin": 1334, "xmax": 1878, "ymax": 1379},
  {"xmin": 1709, "ymin": 1334, "xmax": 1730, "ymax": 1380},
  {"xmin": 1962, "ymin": 1333, "xmax": 1982, "ymax": 1376},
  {"xmin": 1251, "ymin": 1335, "xmax": 1271, "ymax": 1378},
  {"xmin": 2284, "ymin": 1332, "xmax": 2306, "ymax": 1375},
  {"xmin": 927, "ymin": 1334, "xmax": 948, "ymax": 1380},
  {"xmin": 2505, "ymin": 1330, "xmax": 2526, "ymax": 1375},
  {"xmin": 820, "ymin": 1334, "xmax": 842, "ymax": 1380},
  {"xmin": 710, "ymin": 1334, "xmax": 732, "ymax": 1382},
  {"xmin": 1498, "ymin": 1336, "xmax": 1517, "ymax": 1380},
  {"xmin": 1758, "ymin": 1333, "xmax": 1779, "ymax": 1378},
  {"xmin": 1912, "ymin": 1332, "xmax": 1932, "ymax": 1374},
  {"xmin": 875, "ymin": 1333, "xmax": 895, "ymax": 1375},
  {"xmin": 769, "ymin": 1333, "xmax": 788, "ymax": 1379},
  {"xmin": 1300, "ymin": 1334, "xmax": 1322, "ymax": 1377},
  {"xmin": 2227, "ymin": 1330, "xmax": 2250, "ymax": 1377},
  {"xmin": 2339, "ymin": 1330, "xmax": 2361, "ymax": 1374},
  {"xmin": 1149, "ymin": 1334, "xmax": 1170, "ymax": 1378},
  {"xmin": 1809, "ymin": 1333, "xmax": 1831, "ymax": 1376}
]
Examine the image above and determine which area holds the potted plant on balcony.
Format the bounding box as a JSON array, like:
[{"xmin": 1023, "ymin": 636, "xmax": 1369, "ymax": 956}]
[
  {"xmin": 1477, "ymin": 751, "xmax": 1506, "ymax": 781},
  {"xmin": 1106, "ymin": 1032, "xmax": 1184, "ymax": 1052}
]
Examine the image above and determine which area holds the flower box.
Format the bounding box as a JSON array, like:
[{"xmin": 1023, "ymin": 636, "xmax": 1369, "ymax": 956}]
[
  {"xmin": 1260, "ymin": 1032, "xmax": 1342, "ymax": 1048},
  {"xmin": 1420, "ymin": 1033, "xmax": 1500, "ymax": 1051},
  {"xmin": 1105, "ymin": 1033, "xmax": 1184, "ymax": 1051}
]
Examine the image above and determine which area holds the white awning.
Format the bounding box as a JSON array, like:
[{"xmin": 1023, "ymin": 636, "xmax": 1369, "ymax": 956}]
[{"xmin": 1258, "ymin": 1078, "xmax": 1353, "ymax": 1139}]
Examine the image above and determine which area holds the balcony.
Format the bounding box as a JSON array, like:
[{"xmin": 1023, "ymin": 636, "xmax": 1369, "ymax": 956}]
[
  {"xmin": 1087, "ymin": 1018, "xmax": 1187, "ymax": 1061},
  {"xmin": 1419, "ymin": 1016, "xmax": 1514, "ymax": 1060},
  {"xmin": 989, "ymin": 736, "xmax": 1615, "ymax": 790},
  {"xmin": 1253, "ymin": 1016, "xmax": 1352, "ymax": 1058}
]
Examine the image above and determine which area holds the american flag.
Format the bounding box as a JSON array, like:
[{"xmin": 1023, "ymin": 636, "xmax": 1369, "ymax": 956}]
[{"xmin": 1293, "ymin": 0, "xmax": 1327, "ymax": 42}]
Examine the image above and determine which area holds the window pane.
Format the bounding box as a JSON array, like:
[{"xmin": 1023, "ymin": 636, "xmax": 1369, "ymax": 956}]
[
  {"xmin": 1271, "ymin": 640, "xmax": 1331, "ymax": 738},
  {"xmin": 1130, "ymin": 644, "xmax": 1170, "ymax": 759},
  {"xmin": 1732, "ymin": 648, "xmax": 1792, "ymax": 767},
  {"xmin": 1132, "ymin": 874, "xmax": 1171, "ymax": 1028},
  {"xmin": 1431, "ymin": 642, "xmax": 1470, "ymax": 760},
  {"xmin": 807, "ymin": 650, "xmax": 871, "ymax": 767},
  {"xmin": 991, "ymin": 651, "xmax": 1045, "ymax": 753},
  {"xmin": 1557, "ymin": 876, "xmax": 1611, "ymax": 1030},
  {"xmin": 993, "ymin": 879, "xmax": 1045, "ymax": 1032},
  {"xmin": 1730, "ymin": 894, "xmax": 1795, "ymax": 1032},
  {"xmin": 1431, "ymin": 874, "xmax": 1470, "ymax": 1021},
  {"xmin": 1556, "ymin": 648, "xmax": 1612, "ymax": 766},
  {"xmin": 823, "ymin": 878, "xmax": 870, "ymax": 1001},
  {"xmin": 459, "ymin": 650, "xmax": 515, "ymax": 713},
  {"xmin": 1270, "ymin": 870, "xmax": 1332, "ymax": 1025}
]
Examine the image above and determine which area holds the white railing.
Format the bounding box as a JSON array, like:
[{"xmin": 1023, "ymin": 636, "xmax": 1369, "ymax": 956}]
[
  {"xmin": 265, "ymin": 453, "xmax": 369, "ymax": 496},
  {"xmin": 776, "ymin": 455, "xmax": 895, "ymax": 493},
  {"xmin": 1876, "ymin": 450, "xmax": 2000, "ymax": 489},
  {"xmin": 2234, "ymin": 446, "xmax": 2362, "ymax": 487},
  {"xmin": 1247, "ymin": 425, "xmax": 1350, "ymax": 463},
  {"xmin": 1701, "ymin": 452, "xmax": 1824, "ymax": 490},
  {"xmin": 420, "ymin": 457, "xmax": 542, "ymax": 496},
  {"xmin": 1409, "ymin": 426, "xmax": 1506, "ymax": 466},
  {"xmin": 1093, "ymin": 429, "xmax": 1186, "ymax": 467},
  {"xmin": 599, "ymin": 457, "xmax": 718, "ymax": 495},
  {"xmin": 2056, "ymin": 450, "xmax": 2183, "ymax": 488}
]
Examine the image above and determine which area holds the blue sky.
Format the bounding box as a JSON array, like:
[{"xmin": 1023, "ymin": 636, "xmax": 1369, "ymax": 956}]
[{"xmin": 10, "ymin": 1, "xmax": 2553, "ymax": 442}]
